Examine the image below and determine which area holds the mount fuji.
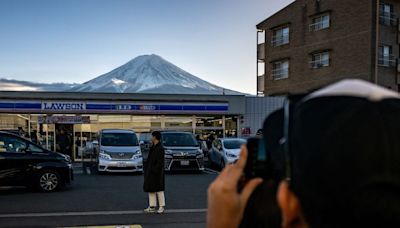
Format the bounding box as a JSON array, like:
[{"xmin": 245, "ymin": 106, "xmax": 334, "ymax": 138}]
[{"xmin": 69, "ymin": 54, "xmax": 242, "ymax": 95}]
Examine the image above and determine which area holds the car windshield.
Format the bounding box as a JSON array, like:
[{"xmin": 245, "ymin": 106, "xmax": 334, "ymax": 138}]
[
  {"xmin": 139, "ymin": 133, "xmax": 152, "ymax": 141},
  {"xmin": 162, "ymin": 133, "xmax": 198, "ymax": 147},
  {"xmin": 101, "ymin": 133, "xmax": 139, "ymax": 146},
  {"xmin": 223, "ymin": 139, "xmax": 246, "ymax": 149}
]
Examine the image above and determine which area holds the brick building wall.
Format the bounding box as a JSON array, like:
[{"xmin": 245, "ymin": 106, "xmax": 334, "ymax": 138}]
[
  {"xmin": 376, "ymin": 0, "xmax": 400, "ymax": 90},
  {"xmin": 257, "ymin": 0, "xmax": 399, "ymax": 95}
]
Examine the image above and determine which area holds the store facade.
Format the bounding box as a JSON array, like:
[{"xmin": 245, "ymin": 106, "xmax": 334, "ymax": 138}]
[{"xmin": 0, "ymin": 91, "xmax": 248, "ymax": 161}]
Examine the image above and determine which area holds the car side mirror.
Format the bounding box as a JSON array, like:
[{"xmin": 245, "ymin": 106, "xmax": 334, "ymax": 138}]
[{"xmin": 139, "ymin": 141, "xmax": 144, "ymax": 145}]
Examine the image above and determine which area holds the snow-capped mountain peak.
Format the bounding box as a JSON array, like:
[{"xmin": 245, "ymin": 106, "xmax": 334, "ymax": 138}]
[{"xmin": 69, "ymin": 54, "xmax": 241, "ymax": 94}]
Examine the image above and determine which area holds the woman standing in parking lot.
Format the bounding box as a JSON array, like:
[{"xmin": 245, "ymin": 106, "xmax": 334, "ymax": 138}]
[{"xmin": 143, "ymin": 131, "xmax": 166, "ymax": 214}]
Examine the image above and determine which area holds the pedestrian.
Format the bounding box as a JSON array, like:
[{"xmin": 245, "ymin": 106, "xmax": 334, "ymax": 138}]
[
  {"xmin": 56, "ymin": 128, "xmax": 71, "ymax": 157},
  {"xmin": 31, "ymin": 130, "xmax": 38, "ymax": 144},
  {"xmin": 206, "ymin": 134, "xmax": 215, "ymax": 150},
  {"xmin": 143, "ymin": 131, "xmax": 165, "ymax": 214}
]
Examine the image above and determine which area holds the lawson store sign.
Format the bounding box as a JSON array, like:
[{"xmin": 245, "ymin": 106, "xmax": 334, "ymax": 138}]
[
  {"xmin": 42, "ymin": 102, "xmax": 86, "ymax": 111},
  {"xmin": 0, "ymin": 100, "xmax": 229, "ymax": 113}
]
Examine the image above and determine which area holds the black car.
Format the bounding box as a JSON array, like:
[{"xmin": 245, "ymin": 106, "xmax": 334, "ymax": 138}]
[
  {"xmin": 161, "ymin": 131, "xmax": 204, "ymax": 171},
  {"xmin": 0, "ymin": 131, "xmax": 73, "ymax": 192}
]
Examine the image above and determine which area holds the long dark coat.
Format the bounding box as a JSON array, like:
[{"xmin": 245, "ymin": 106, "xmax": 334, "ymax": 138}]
[{"xmin": 143, "ymin": 142, "xmax": 165, "ymax": 192}]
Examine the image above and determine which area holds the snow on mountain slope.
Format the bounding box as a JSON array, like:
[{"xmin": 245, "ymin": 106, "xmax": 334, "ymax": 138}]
[{"xmin": 69, "ymin": 54, "xmax": 242, "ymax": 95}]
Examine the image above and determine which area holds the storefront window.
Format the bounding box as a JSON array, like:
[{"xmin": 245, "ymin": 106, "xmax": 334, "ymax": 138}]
[
  {"xmin": 74, "ymin": 124, "xmax": 95, "ymax": 161},
  {"xmin": 41, "ymin": 124, "xmax": 55, "ymax": 151},
  {"xmin": 225, "ymin": 116, "xmax": 238, "ymax": 138},
  {"xmin": 0, "ymin": 114, "xmax": 28, "ymax": 131},
  {"xmin": 91, "ymin": 115, "xmax": 162, "ymax": 133},
  {"xmin": 164, "ymin": 116, "xmax": 192, "ymax": 128},
  {"xmin": 196, "ymin": 117, "xmax": 223, "ymax": 128}
]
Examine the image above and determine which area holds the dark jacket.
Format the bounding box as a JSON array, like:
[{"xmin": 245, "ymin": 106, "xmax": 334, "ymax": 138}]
[{"xmin": 143, "ymin": 142, "xmax": 165, "ymax": 192}]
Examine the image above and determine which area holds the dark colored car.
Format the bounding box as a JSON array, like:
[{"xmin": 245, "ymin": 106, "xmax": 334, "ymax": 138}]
[
  {"xmin": 0, "ymin": 131, "xmax": 73, "ymax": 192},
  {"xmin": 161, "ymin": 131, "xmax": 204, "ymax": 171},
  {"xmin": 0, "ymin": 129, "xmax": 23, "ymax": 137}
]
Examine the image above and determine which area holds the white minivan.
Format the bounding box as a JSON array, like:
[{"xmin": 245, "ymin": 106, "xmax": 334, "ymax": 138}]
[{"xmin": 97, "ymin": 129, "xmax": 143, "ymax": 173}]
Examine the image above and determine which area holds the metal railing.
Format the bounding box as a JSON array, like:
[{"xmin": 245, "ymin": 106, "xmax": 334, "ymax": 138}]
[
  {"xmin": 271, "ymin": 35, "xmax": 289, "ymax": 47},
  {"xmin": 309, "ymin": 21, "xmax": 330, "ymax": 31},
  {"xmin": 272, "ymin": 68, "xmax": 289, "ymax": 80},
  {"xmin": 380, "ymin": 11, "xmax": 397, "ymax": 26},
  {"xmin": 378, "ymin": 54, "xmax": 396, "ymax": 67},
  {"xmin": 309, "ymin": 59, "xmax": 330, "ymax": 69}
]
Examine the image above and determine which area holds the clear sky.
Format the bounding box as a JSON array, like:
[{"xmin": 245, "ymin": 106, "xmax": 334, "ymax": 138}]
[{"xmin": 0, "ymin": 0, "xmax": 294, "ymax": 94}]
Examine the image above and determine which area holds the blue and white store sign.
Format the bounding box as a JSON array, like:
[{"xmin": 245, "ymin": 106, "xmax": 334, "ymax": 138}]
[
  {"xmin": 42, "ymin": 102, "xmax": 86, "ymax": 111},
  {"xmin": 0, "ymin": 100, "xmax": 229, "ymax": 114}
]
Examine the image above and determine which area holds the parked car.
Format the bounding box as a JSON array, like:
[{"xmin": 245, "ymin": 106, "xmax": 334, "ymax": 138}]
[
  {"xmin": 0, "ymin": 129, "xmax": 23, "ymax": 137},
  {"xmin": 0, "ymin": 131, "xmax": 73, "ymax": 192},
  {"xmin": 209, "ymin": 138, "xmax": 246, "ymax": 169},
  {"xmin": 96, "ymin": 129, "xmax": 143, "ymax": 173},
  {"xmin": 161, "ymin": 131, "xmax": 204, "ymax": 171}
]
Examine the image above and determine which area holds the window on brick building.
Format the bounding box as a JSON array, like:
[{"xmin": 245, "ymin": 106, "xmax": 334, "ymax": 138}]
[
  {"xmin": 271, "ymin": 60, "xmax": 289, "ymax": 80},
  {"xmin": 310, "ymin": 14, "xmax": 330, "ymax": 31},
  {"xmin": 380, "ymin": 3, "xmax": 396, "ymax": 26},
  {"xmin": 378, "ymin": 45, "xmax": 395, "ymax": 67},
  {"xmin": 271, "ymin": 26, "xmax": 289, "ymax": 47},
  {"xmin": 310, "ymin": 51, "xmax": 330, "ymax": 69}
]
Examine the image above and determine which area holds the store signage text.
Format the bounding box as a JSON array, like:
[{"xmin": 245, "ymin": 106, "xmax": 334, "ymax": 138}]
[
  {"xmin": 42, "ymin": 102, "xmax": 86, "ymax": 111},
  {"xmin": 116, "ymin": 104, "xmax": 131, "ymax": 110},
  {"xmin": 38, "ymin": 115, "xmax": 90, "ymax": 124},
  {"xmin": 139, "ymin": 105, "xmax": 157, "ymax": 110}
]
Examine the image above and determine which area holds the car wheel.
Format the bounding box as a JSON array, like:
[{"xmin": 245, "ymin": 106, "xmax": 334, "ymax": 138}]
[{"xmin": 36, "ymin": 170, "xmax": 61, "ymax": 192}]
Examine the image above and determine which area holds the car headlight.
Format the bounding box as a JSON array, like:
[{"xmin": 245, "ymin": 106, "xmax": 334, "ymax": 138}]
[
  {"xmin": 132, "ymin": 150, "xmax": 142, "ymax": 160},
  {"xmin": 165, "ymin": 149, "xmax": 173, "ymax": 155},
  {"xmin": 226, "ymin": 152, "xmax": 237, "ymax": 158},
  {"xmin": 99, "ymin": 151, "xmax": 112, "ymax": 160}
]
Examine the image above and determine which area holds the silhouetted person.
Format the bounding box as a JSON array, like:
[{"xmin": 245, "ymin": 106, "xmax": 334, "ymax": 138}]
[
  {"xmin": 143, "ymin": 131, "xmax": 165, "ymax": 214},
  {"xmin": 56, "ymin": 129, "xmax": 71, "ymax": 157}
]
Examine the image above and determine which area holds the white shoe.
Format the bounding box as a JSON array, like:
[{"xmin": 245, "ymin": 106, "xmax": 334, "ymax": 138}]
[
  {"xmin": 144, "ymin": 207, "xmax": 156, "ymax": 213},
  {"xmin": 157, "ymin": 206, "xmax": 165, "ymax": 214}
]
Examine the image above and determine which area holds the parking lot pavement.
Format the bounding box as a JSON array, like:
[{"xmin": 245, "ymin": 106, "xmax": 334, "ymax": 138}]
[{"xmin": 0, "ymin": 171, "xmax": 217, "ymax": 228}]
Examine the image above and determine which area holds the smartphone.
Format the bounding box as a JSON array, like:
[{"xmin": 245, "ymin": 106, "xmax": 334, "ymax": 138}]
[{"xmin": 244, "ymin": 137, "xmax": 268, "ymax": 179}]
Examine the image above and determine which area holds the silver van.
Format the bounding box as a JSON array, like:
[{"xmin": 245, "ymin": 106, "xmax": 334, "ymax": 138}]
[{"xmin": 97, "ymin": 129, "xmax": 143, "ymax": 173}]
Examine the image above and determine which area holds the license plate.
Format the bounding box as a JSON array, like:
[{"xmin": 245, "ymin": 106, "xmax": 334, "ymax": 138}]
[
  {"xmin": 180, "ymin": 160, "xmax": 190, "ymax": 166},
  {"xmin": 117, "ymin": 162, "xmax": 127, "ymax": 167}
]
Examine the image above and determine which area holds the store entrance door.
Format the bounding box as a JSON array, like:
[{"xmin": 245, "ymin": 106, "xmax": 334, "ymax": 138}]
[{"xmin": 55, "ymin": 124, "xmax": 73, "ymax": 159}]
